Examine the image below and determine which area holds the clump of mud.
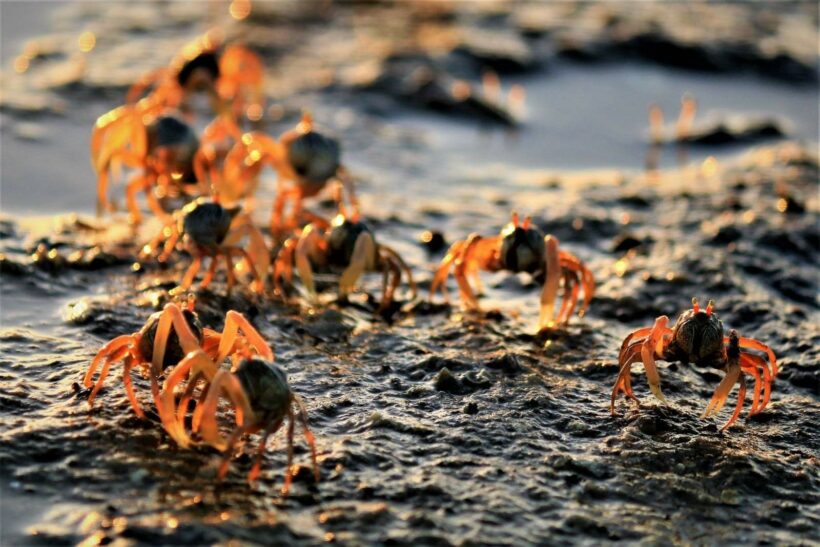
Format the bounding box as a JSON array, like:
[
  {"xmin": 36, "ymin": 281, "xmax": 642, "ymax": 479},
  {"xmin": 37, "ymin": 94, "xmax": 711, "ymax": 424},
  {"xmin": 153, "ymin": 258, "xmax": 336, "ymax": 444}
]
[{"xmin": 1, "ymin": 1, "xmax": 819, "ymax": 546}]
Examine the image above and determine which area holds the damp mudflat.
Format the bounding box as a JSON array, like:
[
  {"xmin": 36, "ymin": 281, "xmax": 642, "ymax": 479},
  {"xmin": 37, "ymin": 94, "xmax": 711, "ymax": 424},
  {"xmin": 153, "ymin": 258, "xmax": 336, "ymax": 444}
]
[{"xmin": 1, "ymin": 2, "xmax": 818, "ymax": 546}]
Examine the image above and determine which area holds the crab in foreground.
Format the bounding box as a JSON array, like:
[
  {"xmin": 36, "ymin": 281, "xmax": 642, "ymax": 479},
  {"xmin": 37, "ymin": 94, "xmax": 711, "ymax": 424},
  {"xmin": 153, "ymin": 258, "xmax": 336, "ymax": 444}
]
[
  {"xmin": 184, "ymin": 357, "xmax": 320, "ymax": 492},
  {"xmin": 92, "ymin": 109, "xmax": 212, "ymax": 223},
  {"xmin": 272, "ymin": 207, "xmax": 416, "ymax": 313},
  {"xmin": 83, "ymin": 303, "xmax": 273, "ymax": 446},
  {"xmin": 223, "ymin": 113, "xmax": 358, "ymax": 237},
  {"xmin": 83, "ymin": 302, "xmax": 202, "ymax": 427},
  {"xmin": 611, "ymin": 298, "xmax": 778, "ymax": 431},
  {"xmin": 142, "ymin": 198, "xmax": 269, "ymax": 295},
  {"xmin": 430, "ymin": 213, "xmax": 595, "ymax": 332},
  {"xmin": 126, "ymin": 32, "xmax": 264, "ymax": 122},
  {"xmin": 158, "ymin": 309, "xmax": 274, "ymax": 447}
]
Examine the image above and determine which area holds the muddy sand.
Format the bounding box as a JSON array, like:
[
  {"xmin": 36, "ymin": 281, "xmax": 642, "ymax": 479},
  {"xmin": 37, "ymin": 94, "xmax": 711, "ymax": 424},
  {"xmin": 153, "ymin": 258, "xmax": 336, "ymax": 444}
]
[{"xmin": 1, "ymin": 2, "xmax": 818, "ymax": 545}]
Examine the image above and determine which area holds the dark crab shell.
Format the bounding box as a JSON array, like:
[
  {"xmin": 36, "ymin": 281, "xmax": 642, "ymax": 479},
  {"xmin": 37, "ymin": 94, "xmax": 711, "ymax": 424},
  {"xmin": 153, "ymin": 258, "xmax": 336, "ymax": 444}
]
[
  {"xmin": 326, "ymin": 218, "xmax": 374, "ymax": 268},
  {"xmin": 287, "ymin": 131, "xmax": 341, "ymax": 188},
  {"xmin": 147, "ymin": 115, "xmax": 200, "ymax": 181},
  {"xmin": 234, "ymin": 358, "xmax": 292, "ymax": 425},
  {"xmin": 668, "ymin": 308, "xmax": 725, "ymax": 364},
  {"xmin": 137, "ymin": 308, "xmax": 204, "ymax": 370},
  {"xmin": 499, "ymin": 225, "xmax": 546, "ymax": 274},
  {"xmin": 181, "ymin": 200, "xmax": 240, "ymax": 251},
  {"xmin": 176, "ymin": 50, "xmax": 220, "ymax": 88}
]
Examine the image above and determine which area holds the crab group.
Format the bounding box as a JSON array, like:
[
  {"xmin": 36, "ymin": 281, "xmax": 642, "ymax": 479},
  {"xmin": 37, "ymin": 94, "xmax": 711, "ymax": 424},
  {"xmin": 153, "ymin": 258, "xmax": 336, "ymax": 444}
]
[{"xmin": 76, "ymin": 14, "xmax": 786, "ymax": 502}]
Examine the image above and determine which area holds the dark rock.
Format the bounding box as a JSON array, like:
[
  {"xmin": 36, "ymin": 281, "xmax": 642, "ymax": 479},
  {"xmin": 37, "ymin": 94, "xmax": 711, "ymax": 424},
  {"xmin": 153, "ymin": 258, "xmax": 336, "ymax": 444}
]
[
  {"xmin": 433, "ymin": 367, "xmax": 461, "ymax": 393},
  {"xmin": 612, "ymin": 233, "xmax": 647, "ymax": 253},
  {"xmin": 419, "ymin": 230, "xmax": 447, "ymax": 254}
]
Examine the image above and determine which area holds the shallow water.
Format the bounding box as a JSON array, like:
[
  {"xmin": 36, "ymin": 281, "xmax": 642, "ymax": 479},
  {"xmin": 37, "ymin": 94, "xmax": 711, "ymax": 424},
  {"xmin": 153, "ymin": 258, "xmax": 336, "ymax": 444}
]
[{"xmin": 1, "ymin": 1, "xmax": 819, "ymax": 545}]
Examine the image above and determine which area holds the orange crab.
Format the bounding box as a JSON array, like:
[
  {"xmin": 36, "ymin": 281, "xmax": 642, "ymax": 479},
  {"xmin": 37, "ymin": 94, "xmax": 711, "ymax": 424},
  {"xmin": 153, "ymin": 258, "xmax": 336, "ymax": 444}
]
[
  {"xmin": 219, "ymin": 113, "xmax": 358, "ymax": 238},
  {"xmin": 82, "ymin": 302, "xmax": 270, "ymax": 445},
  {"xmin": 141, "ymin": 198, "xmax": 269, "ymax": 295},
  {"xmin": 91, "ymin": 108, "xmax": 227, "ymax": 224},
  {"xmin": 171, "ymin": 355, "xmax": 320, "ymax": 492},
  {"xmin": 126, "ymin": 31, "xmax": 264, "ymax": 122},
  {"xmin": 430, "ymin": 212, "xmax": 595, "ymax": 332},
  {"xmin": 272, "ymin": 206, "xmax": 416, "ymax": 313},
  {"xmin": 611, "ymin": 298, "xmax": 778, "ymax": 431}
]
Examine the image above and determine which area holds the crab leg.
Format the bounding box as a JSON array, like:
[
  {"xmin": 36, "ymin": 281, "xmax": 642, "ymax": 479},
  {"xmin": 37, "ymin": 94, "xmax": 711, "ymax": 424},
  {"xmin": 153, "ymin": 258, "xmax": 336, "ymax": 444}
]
[
  {"xmin": 87, "ymin": 345, "xmax": 131, "ymax": 407},
  {"xmin": 200, "ymin": 255, "xmax": 220, "ymax": 288},
  {"xmin": 454, "ymin": 235, "xmax": 500, "ymax": 311},
  {"xmin": 538, "ymin": 235, "xmax": 561, "ymax": 331},
  {"xmin": 741, "ymin": 353, "xmax": 772, "ymax": 412},
  {"xmin": 224, "ymin": 216, "xmax": 269, "ymax": 289},
  {"xmin": 224, "ymin": 252, "xmax": 237, "ymax": 295},
  {"xmin": 121, "ymin": 356, "xmax": 144, "ymax": 418},
  {"xmin": 216, "ymin": 311, "xmax": 273, "ymax": 363},
  {"xmin": 615, "ymin": 339, "xmax": 643, "ymax": 402},
  {"xmin": 295, "ymin": 224, "xmax": 324, "ymax": 300},
  {"xmin": 339, "ymin": 231, "xmax": 376, "ymax": 298},
  {"xmin": 84, "ymin": 335, "xmax": 133, "ymax": 388},
  {"xmin": 720, "ymin": 374, "xmax": 747, "ymax": 432},
  {"xmin": 639, "ymin": 316, "xmax": 670, "ymax": 402},
  {"xmin": 429, "ymin": 239, "xmax": 467, "ymax": 304},
  {"xmin": 558, "ymin": 269, "xmax": 581, "ymax": 325},
  {"xmin": 378, "ymin": 256, "xmax": 402, "ymax": 312},
  {"xmin": 380, "ymin": 244, "xmax": 417, "ymax": 300},
  {"xmin": 559, "ymin": 251, "xmax": 595, "ymax": 317},
  {"xmin": 618, "ymin": 328, "xmax": 653, "ymax": 363},
  {"xmin": 294, "ymin": 394, "xmax": 320, "ymax": 484},
  {"xmin": 160, "ymin": 350, "xmax": 220, "ymax": 447},
  {"xmin": 144, "ymin": 178, "xmax": 170, "ymax": 223},
  {"xmin": 179, "ymin": 256, "xmax": 203, "ymax": 292},
  {"xmin": 272, "ymin": 238, "xmax": 297, "ymax": 298},
  {"xmin": 282, "ymin": 407, "xmax": 297, "ymax": 495},
  {"xmin": 159, "ymin": 224, "xmax": 182, "ymax": 263},
  {"xmin": 702, "ymin": 361, "xmax": 742, "ymax": 419},
  {"xmin": 379, "ymin": 262, "xmax": 391, "ymax": 311},
  {"xmin": 217, "ymin": 426, "xmax": 249, "ymax": 480},
  {"xmin": 248, "ymin": 418, "xmax": 284, "ymax": 484},
  {"xmin": 740, "ymin": 357, "xmax": 762, "ymax": 414},
  {"xmin": 730, "ymin": 336, "xmax": 777, "ymax": 377},
  {"xmin": 336, "ymin": 166, "xmax": 359, "ymax": 221},
  {"xmin": 610, "ymin": 342, "xmax": 644, "ymax": 413},
  {"xmin": 230, "ymin": 247, "xmax": 265, "ymax": 294},
  {"xmin": 124, "ymin": 174, "xmax": 149, "ymax": 224},
  {"xmin": 739, "ymin": 355, "xmax": 763, "ymax": 414},
  {"xmin": 197, "ymin": 370, "xmax": 254, "ymax": 451}
]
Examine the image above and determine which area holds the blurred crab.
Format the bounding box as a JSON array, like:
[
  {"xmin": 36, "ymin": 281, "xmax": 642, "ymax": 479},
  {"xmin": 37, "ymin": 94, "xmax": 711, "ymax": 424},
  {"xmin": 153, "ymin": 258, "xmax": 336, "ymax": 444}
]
[
  {"xmin": 224, "ymin": 112, "xmax": 358, "ymax": 237},
  {"xmin": 91, "ymin": 108, "xmax": 216, "ymax": 224},
  {"xmin": 611, "ymin": 298, "xmax": 778, "ymax": 431},
  {"xmin": 142, "ymin": 198, "xmax": 268, "ymax": 295},
  {"xmin": 272, "ymin": 206, "xmax": 416, "ymax": 313},
  {"xmin": 180, "ymin": 357, "xmax": 320, "ymax": 492},
  {"xmin": 430, "ymin": 213, "xmax": 595, "ymax": 332},
  {"xmin": 126, "ymin": 31, "xmax": 264, "ymax": 122}
]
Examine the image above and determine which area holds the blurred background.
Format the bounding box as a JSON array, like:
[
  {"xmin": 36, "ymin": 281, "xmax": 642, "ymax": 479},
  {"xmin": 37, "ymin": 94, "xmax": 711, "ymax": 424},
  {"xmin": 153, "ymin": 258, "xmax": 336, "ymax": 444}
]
[{"xmin": 1, "ymin": 0, "xmax": 817, "ymax": 215}]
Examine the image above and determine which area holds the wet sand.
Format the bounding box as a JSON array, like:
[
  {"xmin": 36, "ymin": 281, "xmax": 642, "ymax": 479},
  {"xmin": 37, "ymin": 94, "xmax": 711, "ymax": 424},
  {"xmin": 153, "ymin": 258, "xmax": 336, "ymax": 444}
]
[{"xmin": 1, "ymin": 2, "xmax": 818, "ymax": 545}]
